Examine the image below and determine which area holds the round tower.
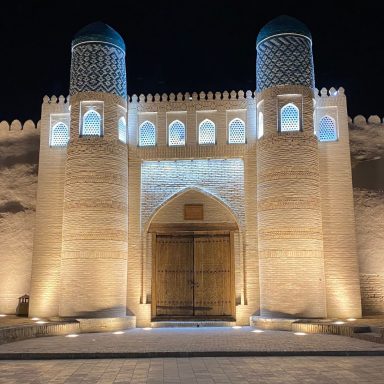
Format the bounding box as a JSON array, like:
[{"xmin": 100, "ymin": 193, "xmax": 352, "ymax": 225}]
[
  {"xmin": 256, "ymin": 16, "xmax": 326, "ymax": 318},
  {"xmin": 60, "ymin": 23, "xmax": 128, "ymax": 318}
]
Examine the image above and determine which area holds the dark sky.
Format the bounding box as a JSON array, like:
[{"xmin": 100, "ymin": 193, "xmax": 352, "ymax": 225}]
[{"xmin": 1, "ymin": 0, "xmax": 384, "ymax": 122}]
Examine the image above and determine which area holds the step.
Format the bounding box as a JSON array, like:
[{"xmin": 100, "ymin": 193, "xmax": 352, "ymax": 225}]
[{"xmin": 151, "ymin": 321, "xmax": 236, "ymax": 328}]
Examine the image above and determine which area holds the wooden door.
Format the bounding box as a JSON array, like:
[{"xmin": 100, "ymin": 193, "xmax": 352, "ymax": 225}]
[
  {"xmin": 194, "ymin": 235, "xmax": 232, "ymax": 316},
  {"xmin": 155, "ymin": 235, "xmax": 194, "ymax": 316}
]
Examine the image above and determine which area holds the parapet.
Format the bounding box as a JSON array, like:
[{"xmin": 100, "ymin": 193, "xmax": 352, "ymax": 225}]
[
  {"xmin": 42, "ymin": 95, "xmax": 69, "ymax": 104},
  {"xmin": 128, "ymin": 90, "xmax": 255, "ymax": 103},
  {"xmin": 350, "ymin": 115, "xmax": 384, "ymax": 125},
  {"xmin": 0, "ymin": 119, "xmax": 40, "ymax": 138}
]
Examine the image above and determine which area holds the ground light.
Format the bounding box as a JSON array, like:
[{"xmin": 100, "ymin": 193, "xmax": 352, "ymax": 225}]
[
  {"xmin": 113, "ymin": 331, "xmax": 124, "ymax": 335},
  {"xmin": 0, "ymin": 314, "xmax": 6, "ymax": 317},
  {"xmin": 31, "ymin": 317, "xmax": 40, "ymax": 321},
  {"xmin": 334, "ymin": 321, "xmax": 345, "ymax": 325},
  {"xmin": 232, "ymin": 326, "xmax": 242, "ymax": 329},
  {"xmin": 66, "ymin": 334, "xmax": 79, "ymax": 338},
  {"xmin": 35, "ymin": 320, "xmax": 48, "ymax": 324},
  {"xmin": 143, "ymin": 327, "xmax": 152, "ymax": 330},
  {"xmin": 252, "ymin": 329, "xmax": 264, "ymax": 333},
  {"xmin": 294, "ymin": 332, "xmax": 307, "ymax": 336},
  {"xmin": 347, "ymin": 318, "xmax": 356, "ymax": 322}
]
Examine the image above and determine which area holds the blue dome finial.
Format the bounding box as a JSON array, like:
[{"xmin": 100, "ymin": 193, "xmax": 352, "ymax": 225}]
[
  {"xmin": 257, "ymin": 15, "xmax": 312, "ymax": 46},
  {"xmin": 72, "ymin": 22, "xmax": 125, "ymax": 51}
]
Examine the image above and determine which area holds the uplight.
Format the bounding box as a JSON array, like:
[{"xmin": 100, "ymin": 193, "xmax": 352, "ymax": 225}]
[
  {"xmin": 0, "ymin": 314, "xmax": 6, "ymax": 318},
  {"xmin": 294, "ymin": 332, "xmax": 307, "ymax": 336},
  {"xmin": 232, "ymin": 326, "xmax": 242, "ymax": 329},
  {"xmin": 35, "ymin": 320, "xmax": 48, "ymax": 324},
  {"xmin": 334, "ymin": 321, "xmax": 345, "ymax": 325},
  {"xmin": 113, "ymin": 331, "xmax": 124, "ymax": 335},
  {"xmin": 66, "ymin": 334, "xmax": 79, "ymax": 338},
  {"xmin": 252, "ymin": 329, "xmax": 264, "ymax": 333},
  {"xmin": 347, "ymin": 318, "xmax": 356, "ymax": 322},
  {"xmin": 143, "ymin": 327, "xmax": 152, "ymax": 330},
  {"xmin": 31, "ymin": 317, "xmax": 40, "ymax": 321}
]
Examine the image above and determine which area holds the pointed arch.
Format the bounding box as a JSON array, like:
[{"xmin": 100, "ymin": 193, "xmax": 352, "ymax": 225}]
[
  {"xmin": 139, "ymin": 121, "xmax": 156, "ymax": 146},
  {"xmin": 82, "ymin": 110, "xmax": 101, "ymax": 136},
  {"xmin": 228, "ymin": 118, "xmax": 245, "ymax": 144},
  {"xmin": 280, "ymin": 103, "xmax": 300, "ymax": 132},
  {"xmin": 168, "ymin": 120, "xmax": 186, "ymax": 146},
  {"xmin": 199, "ymin": 119, "xmax": 215, "ymax": 144},
  {"xmin": 318, "ymin": 115, "xmax": 337, "ymax": 141},
  {"xmin": 118, "ymin": 116, "xmax": 126, "ymax": 143},
  {"xmin": 50, "ymin": 122, "xmax": 69, "ymax": 146},
  {"xmin": 145, "ymin": 187, "xmax": 241, "ymax": 233}
]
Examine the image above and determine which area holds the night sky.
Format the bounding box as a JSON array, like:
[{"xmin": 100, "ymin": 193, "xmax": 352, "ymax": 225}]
[{"xmin": 1, "ymin": 0, "xmax": 384, "ymax": 122}]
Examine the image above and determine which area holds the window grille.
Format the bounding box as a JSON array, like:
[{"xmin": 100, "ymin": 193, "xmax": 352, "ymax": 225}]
[
  {"xmin": 228, "ymin": 118, "xmax": 245, "ymax": 144},
  {"xmin": 280, "ymin": 103, "xmax": 300, "ymax": 132},
  {"xmin": 319, "ymin": 115, "xmax": 337, "ymax": 142},
  {"xmin": 139, "ymin": 121, "xmax": 156, "ymax": 146},
  {"xmin": 50, "ymin": 122, "xmax": 69, "ymax": 147},
  {"xmin": 258, "ymin": 112, "xmax": 264, "ymax": 139},
  {"xmin": 198, "ymin": 119, "xmax": 215, "ymax": 144},
  {"xmin": 169, "ymin": 120, "xmax": 186, "ymax": 146},
  {"xmin": 83, "ymin": 110, "xmax": 101, "ymax": 136},
  {"xmin": 118, "ymin": 116, "xmax": 126, "ymax": 143}
]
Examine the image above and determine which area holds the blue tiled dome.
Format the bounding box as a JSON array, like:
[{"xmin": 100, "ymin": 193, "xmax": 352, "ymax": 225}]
[
  {"xmin": 72, "ymin": 22, "xmax": 125, "ymax": 51},
  {"xmin": 257, "ymin": 15, "xmax": 312, "ymax": 46}
]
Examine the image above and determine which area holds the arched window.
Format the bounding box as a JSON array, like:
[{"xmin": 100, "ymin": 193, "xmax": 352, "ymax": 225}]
[
  {"xmin": 280, "ymin": 103, "xmax": 300, "ymax": 132},
  {"xmin": 318, "ymin": 115, "xmax": 337, "ymax": 142},
  {"xmin": 50, "ymin": 122, "xmax": 69, "ymax": 147},
  {"xmin": 169, "ymin": 120, "xmax": 186, "ymax": 146},
  {"xmin": 199, "ymin": 119, "xmax": 215, "ymax": 144},
  {"xmin": 228, "ymin": 118, "xmax": 245, "ymax": 144},
  {"xmin": 118, "ymin": 116, "xmax": 126, "ymax": 143},
  {"xmin": 258, "ymin": 112, "xmax": 264, "ymax": 139},
  {"xmin": 82, "ymin": 110, "xmax": 101, "ymax": 136},
  {"xmin": 139, "ymin": 121, "xmax": 156, "ymax": 146}
]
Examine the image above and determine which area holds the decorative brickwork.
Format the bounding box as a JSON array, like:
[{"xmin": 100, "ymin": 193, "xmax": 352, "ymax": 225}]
[
  {"xmin": 256, "ymin": 35, "xmax": 314, "ymax": 92},
  {"xmin": 70, "ymin": 43, "xmax": 126, "ymax": 98}
]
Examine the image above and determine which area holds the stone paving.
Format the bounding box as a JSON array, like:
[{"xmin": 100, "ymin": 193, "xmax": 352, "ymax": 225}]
[
  {"xmin": 0, "ymin": 327, "xmax": 384, "ymax": 355},
  {"xmin": 1, "ymin": 356, "xmax": 384, "ymax": 383}
]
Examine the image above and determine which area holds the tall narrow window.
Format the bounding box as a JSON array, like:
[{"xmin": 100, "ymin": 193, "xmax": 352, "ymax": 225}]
[
  {"xmin": 82, "ymin": 110, "xmax": 101, "ymax": 136},
  {"xmin": 319, "ymin": 115, "xmax": 337, "ymax": 142},
  {"xmin": 118, "ymin": 116, "xmax": 126, "ymax": 143},
  {"xmin": 50, "ymin": 122, "xmax": 69, "ymax": 147},
  {"xmin": 280, "ymin": 103, "xmax": 300, "ymax": 132},
  {"xmin": 228, "ymin": 118, "xmax": 245, "ymax": 144},
  {"xmin": 169, "ymin": 120, "xmax": 186, "ymax": 146},
  {"xmin": 258, "ymin": 112, "xmax": 264, "ymax": 139},
  {"xmin": 139, "ymin": 121, "xmax": 156, "ymax": 146},
  {"xmin": 199, "ymin": 119, "xmax": 215, "ymax": 144}
]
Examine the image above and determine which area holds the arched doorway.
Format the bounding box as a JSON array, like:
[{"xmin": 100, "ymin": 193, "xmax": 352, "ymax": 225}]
[{"xmin": 148, "ymin": 188, "xmax": 239, "ymax": 320}]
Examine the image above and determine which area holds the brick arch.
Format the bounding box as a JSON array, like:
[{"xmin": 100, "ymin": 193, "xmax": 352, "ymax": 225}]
[{"xmin": 145, "ymin": 187, "xmax": 240, "ymax": 233}]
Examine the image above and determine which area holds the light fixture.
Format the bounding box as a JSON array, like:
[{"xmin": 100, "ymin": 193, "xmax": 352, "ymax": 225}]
[
  {"xmin": 66, "ymin": 334, "xmax": 79, "ymax": 338},
  {"xmin": 113, "ymin": 331, "xmax": 124, "ymax": 335},
  {"xmin": 334, "ymin": 321, "xmax": 345, "ymax": 325},
  {"xmin": 252, "ymin": 329, "xmax": 264, "ymax": 333},
  {"xmin": 232, "ymin": 326, "xmax": 242, "ymax": 329},
  {"xmin": 35, "ymin": 320, "xmax": 48, "ymax": 324},
  {"xmin": 31, "ymin": 317, "xmax": 40, "ymax": 321},
  {"xmin": 294, "ymin": 332, "xmax": 306, "ymax": 336},
  {"xmin": 143, "ymin": 327, "xmax": 152, "ymax": 330},
  {"xmin": 347, "ymin": 318, "xmax": 356, "ymax": 322},
  {"xmin": 0, "ymin": 314, "xmax": 6, "ymax": 318}
]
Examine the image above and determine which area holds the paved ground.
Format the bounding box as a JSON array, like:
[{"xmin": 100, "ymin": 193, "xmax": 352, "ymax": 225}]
[
  {"xmin": 0, "ymin": 327, "xmax": 384, "ymax": 356},
  {"xmin": 1, "ymin": 356, "xmax": 384, "ymax": 383}
]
